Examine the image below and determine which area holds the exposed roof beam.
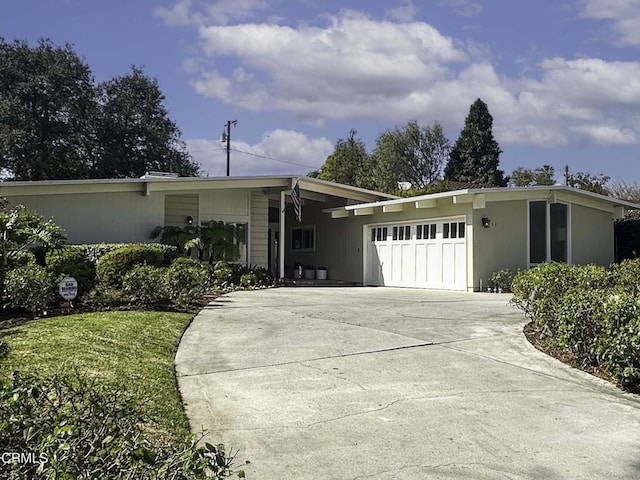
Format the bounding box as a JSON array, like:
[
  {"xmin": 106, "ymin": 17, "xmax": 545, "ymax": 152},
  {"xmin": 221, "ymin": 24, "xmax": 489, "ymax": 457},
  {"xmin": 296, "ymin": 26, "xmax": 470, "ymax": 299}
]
[
  {"xmin": 415, "ymin": 199, "xmax": 436, "ymax": 209},
  {"xmin": 331, "ymin": 210, "xmax": 350, "ymax": 218},
  {"xmin": 354, "ymin": 207, "xmax": 374, "ymax": 216},
  {"xmin": 383, "ymin": 204, "xmax": 404, "ymax": 213}
]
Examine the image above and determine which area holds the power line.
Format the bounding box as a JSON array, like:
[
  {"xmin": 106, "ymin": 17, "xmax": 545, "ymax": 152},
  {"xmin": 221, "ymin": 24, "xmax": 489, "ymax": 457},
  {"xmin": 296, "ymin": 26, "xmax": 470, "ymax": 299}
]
[{"xmin": 188, "ymin": 145, "xmax": 319, "ymax": 170}]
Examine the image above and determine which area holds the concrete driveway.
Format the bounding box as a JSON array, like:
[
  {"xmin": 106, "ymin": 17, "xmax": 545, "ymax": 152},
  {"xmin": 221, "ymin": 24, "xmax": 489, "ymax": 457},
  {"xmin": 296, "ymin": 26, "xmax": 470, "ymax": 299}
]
[{"xmin": 176, "ymin": 287, "xmax": 640, "ymax": 480}]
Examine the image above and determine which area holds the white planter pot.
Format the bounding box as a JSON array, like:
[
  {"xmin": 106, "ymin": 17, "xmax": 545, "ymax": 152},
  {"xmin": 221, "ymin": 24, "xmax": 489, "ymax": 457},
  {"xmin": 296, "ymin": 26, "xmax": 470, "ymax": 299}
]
[{"xmin": 316, "ymin": 269, "xmax": 327, "ymax": 280}]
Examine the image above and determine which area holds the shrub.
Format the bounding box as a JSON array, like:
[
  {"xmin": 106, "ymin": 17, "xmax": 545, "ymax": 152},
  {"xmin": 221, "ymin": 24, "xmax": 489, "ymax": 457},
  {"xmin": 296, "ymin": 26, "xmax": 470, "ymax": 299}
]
[
  {"xmin": 0, "ymin": 371, "xmax": 243, "ymax": 479},
  {"xmin": 553, "ymin": 288, "xmax": 606, "ymax": 367},
  {"xmin": 171, "ymin": 256, "xmax": 203, "ymax": 268},
  {"xmin": 211, "ymin": 261, "xmax": 233, "ymax": 287},
  {"xmin": 80, "ymin": 285, "xmax": 125, "ymax": 311},
  {"xmin": 240, "ymin": 272, "xmax": 258, "ymax": 288},
  {"xmin": 122, "ymin": 266, "xmax": 168, "ymax": 308},
  {"xmin": 70, "ymin": 243, "xmax": 178, "ymax": 267},
  {"xmin": 610, "ymin": 259, "xmax": 640, "ymax": 297},
  {"xmin": 46, "ymin": 247, "xmax": 97, "ymax": 298},
  {"xmin": 96, "ymin": 245, "xmax": 167, "ymax": 288},
  {"xmin": 510, "ymin": 262, "xmax": 609, "ymax": 330},
  {"xmin": 164, "ymin": 263, "xmax": 209, "ymax": 308},
  {"xmin": 230, "ymin": 264, "xmax": 274, "ymax": 287},
  {"xmin": 490, "ymin": 268, "xmax": 514, "ymax": 292},
  {"xmin": 4, "ymin": 264, "xmax": 55, "ymax": 315},
  {"xmin": 595, "ymin": 293, "xmax": 640, "ymax": 388}
]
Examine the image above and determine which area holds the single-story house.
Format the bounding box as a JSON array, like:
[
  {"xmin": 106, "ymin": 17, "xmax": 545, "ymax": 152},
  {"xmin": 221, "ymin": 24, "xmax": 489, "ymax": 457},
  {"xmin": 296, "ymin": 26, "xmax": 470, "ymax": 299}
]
[{"xmin": 1, "ymin": 175, "xmax": 637, "ymax": 292}]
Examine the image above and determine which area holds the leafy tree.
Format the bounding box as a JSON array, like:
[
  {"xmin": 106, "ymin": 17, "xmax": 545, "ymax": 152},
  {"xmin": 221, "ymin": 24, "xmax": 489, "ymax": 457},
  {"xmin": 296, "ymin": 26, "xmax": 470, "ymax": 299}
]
[
  {"xmin": 0, "ymin": 38, "xmax": 96, "ymax": 180},
  {"xmin": 318, "ymin": 130, "xmax": 374, "ymax": 189},
  {"xmin": 0, "ymin": 38, "xmax": 198, "ymax": 180},
  {"xmin": 510, "ymin": 165, "xmax": 555, "ymax": 187},
  {"xmin": 94, "ymin": 67, "xmax": 199, "ymax": 178},
  {"xmin": 372, "ymin": 121, "xmax": 451, "ymax": 192},
  {"xmin": 566, "ymin": 171, "xmax": 610, "ymax": 196},
  {"xmin": 444, "ymin": 98, "xmax": 506, "ymax": 186},
  {"xmin": 609, "ymin": 179, "xmax": 640, "ymax": 203}
]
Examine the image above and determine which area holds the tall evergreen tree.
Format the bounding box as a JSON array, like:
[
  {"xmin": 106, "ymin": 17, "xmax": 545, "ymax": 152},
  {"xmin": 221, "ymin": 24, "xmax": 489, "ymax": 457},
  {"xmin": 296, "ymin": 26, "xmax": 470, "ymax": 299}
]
[{"xmin": 444, "ymin": 99, "xmax": 506, "ymax": 186}]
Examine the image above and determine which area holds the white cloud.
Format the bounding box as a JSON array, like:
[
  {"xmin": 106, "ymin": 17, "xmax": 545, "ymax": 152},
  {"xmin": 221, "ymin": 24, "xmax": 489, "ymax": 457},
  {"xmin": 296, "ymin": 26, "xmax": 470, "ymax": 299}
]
[
  {"xmin": 155, "ymin": 0, "xmax": 269, "ymax": 27},
  {"xmin": 163, "ymin": 4, "xmax": 640, "ymax": 149},
  {"xmin": 187, "ymin": 130, "xmax": 333, "ymax": 176},
  {"xmin": 386, "ymin": 0, "xmax": 419, "ymax": 22},
  {"xmin": 579, "ymin": 0, "xmax": 640, "ymax": 46},
  {"xmin": 440, "ymin": 0, "xmax": 485, "ymax": 17}
]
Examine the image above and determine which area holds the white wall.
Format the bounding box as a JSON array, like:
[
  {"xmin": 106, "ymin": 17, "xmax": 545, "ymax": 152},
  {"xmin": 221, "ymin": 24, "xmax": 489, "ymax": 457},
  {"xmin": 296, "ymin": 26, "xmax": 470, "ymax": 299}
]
[{"xmin": 7, "ymin": 192, "xmax": 165, "ymax": 244}]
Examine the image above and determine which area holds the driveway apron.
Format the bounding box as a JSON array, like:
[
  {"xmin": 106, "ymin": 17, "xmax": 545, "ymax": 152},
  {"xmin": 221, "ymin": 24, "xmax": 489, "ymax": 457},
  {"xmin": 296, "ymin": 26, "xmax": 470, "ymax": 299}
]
[{"xmin": 176, "ymin": 287, "xmax": 640, "ymax": 480}]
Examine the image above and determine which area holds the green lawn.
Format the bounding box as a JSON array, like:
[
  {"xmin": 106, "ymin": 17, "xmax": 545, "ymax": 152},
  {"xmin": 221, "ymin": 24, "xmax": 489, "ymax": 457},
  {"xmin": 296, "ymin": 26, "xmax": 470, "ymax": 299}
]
[{"xmin": 0, "ymin": 311, "xmax": 194, "ymax": 440}]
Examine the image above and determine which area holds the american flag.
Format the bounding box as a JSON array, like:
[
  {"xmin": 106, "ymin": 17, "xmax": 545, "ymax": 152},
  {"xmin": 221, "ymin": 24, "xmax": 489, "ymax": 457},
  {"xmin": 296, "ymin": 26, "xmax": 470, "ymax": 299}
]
[{"xmin": 291, "ymin": 179, "xmax": 301, "ymax": 222}]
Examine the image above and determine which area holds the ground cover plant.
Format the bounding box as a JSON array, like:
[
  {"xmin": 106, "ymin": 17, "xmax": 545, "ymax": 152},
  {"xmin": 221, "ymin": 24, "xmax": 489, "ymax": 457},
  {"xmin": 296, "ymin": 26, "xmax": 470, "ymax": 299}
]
[
  {"xmin": 511, "ymin": 260, "xmax": 640, "ymax": 391},
  {"xmin": 0, "ymin": 311, "xmax": 247, "ymax": 479}
]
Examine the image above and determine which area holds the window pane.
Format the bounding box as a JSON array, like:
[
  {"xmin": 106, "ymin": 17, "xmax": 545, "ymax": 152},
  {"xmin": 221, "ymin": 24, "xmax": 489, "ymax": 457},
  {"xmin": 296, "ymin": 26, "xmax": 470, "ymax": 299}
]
[
  {"xmin": 417, "ymin": 224, "xmax": 423, "ymax": 240},
  {"xmin": 405, "ymin": 226, "xmax": 411, "ymax": 239},
  {"xmin": 451, "ymin": 222, "xmax": 457, "ymax": 238},
  {"xmin": 371, "ymin": 228, "xmax": 376, "ymax": 242},
  {"xmin": 430, "ymin": 224, "xmax": 436, "ymax": 239},
  {"xmin": 393, "ymin": 226, "xmax": 398, "ymax": 241},
  {"xmin": 458, "ymin": 222, "xmax": 465, "ymax": 238},
  {"xmin": 382, "ymin": 227, "xmax": 388, "ymax": 240},
  {"xmin": 443, "ymin": 223, "xmax": 450, "ymax": 239},
  {"xmin": 550, "ymin": 203, "xmax": 567, "ymax": 262},
  {"xmin": 399, "ymin": 226, "xmax": 404, "ymax": 240},
  {"xmin": 530, "ymin": 201, "xmax": 547, "ymax": 263}
]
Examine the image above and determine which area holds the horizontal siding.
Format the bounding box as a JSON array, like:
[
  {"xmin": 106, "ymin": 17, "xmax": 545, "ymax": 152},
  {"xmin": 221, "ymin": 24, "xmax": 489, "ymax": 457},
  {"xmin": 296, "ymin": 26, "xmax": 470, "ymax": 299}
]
[{"xmin": 250, "ymin": 193, "xmax": 269, "ymax": 268}]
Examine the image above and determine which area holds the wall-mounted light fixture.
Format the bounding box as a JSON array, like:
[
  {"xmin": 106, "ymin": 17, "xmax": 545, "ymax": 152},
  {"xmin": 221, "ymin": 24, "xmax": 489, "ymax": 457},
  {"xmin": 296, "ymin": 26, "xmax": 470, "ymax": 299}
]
[
  {"xmin": 187, "ymin": 216, "xmax": 193, "ymax": 225},
  {"xmin": 482, "ymin": 217, "xmax": 490, "ymax": 228}
]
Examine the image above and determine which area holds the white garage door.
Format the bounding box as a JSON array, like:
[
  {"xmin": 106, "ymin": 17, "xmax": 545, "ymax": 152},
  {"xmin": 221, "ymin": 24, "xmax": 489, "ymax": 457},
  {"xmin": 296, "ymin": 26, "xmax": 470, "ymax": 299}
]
[{"xmin": 366, "ymin": 218, "xmax": 467, "ymax": 290}]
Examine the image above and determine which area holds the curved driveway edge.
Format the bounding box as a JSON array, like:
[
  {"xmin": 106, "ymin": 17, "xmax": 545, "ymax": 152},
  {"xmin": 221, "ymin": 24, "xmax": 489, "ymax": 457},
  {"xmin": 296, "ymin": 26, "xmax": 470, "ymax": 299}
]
[{"xmin": 176, "ymin": 287, "xmax": 640, "ymax": 480}]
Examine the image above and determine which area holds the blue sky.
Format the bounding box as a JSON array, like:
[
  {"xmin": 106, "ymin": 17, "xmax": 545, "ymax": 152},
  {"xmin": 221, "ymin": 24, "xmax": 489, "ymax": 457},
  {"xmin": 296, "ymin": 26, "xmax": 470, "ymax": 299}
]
[{"xmin": 2, "ymin": 0, "xmax": 639, "ymax": 183}]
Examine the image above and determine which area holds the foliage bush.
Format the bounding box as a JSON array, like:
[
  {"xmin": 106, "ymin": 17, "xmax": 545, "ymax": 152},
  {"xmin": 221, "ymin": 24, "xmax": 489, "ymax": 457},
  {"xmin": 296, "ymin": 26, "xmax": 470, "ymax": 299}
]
[
  {"xmin": 511, "ymin": 262, "xmax": 609, "ymax": 330},
  {"xmin": 96, "ymin": 245, "xmax": 168, "ymax": 288},
  {"xmin": 46, "ymin": 247, "xmax": 97, "ymax": 298},
  {"xmin": 490, "ymin": 268, "xmax": 514, "ymax": 292},
  {"xmin": 171, "ymin": 256, "xmax": 204, "ymax": 268},
  {"xmin": 66, "ymin": 243, "xmax": 177, "ymax": 268},
  {"xmin": 230, "ymin": 264, "xmax": 273, "ymax": 287},
  {"xmin": 164, "ymin": 263, "xmax": 209, "ymax": 308},
  {"xmin": 240, "ymin": 272, "xmax": 258, "ymax": 288},
  {"xmin": 79, "ymin": 285, "xmax": 126, "ymax": 311},
  {"xmin": 511, "ymin": 262, "xmax": 640, "ymax": 390},
  {"xmin": 122, "ymin": 266, "xmax": 168, "ymax": 308},
  {"xmin": 0, "ymin": 371, "xmax": 244, "ymax": 479},
  {"xmin": 211, "ymin": 261, "xmax": 233, "ymax": 287},
  {"xmin": 4, "ymin": 264, "xmax": 55, "ymax": 315}
]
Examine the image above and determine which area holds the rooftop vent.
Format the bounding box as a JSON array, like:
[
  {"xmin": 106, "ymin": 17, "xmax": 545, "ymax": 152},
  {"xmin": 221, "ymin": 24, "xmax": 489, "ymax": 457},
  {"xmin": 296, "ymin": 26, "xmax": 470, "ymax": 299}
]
[{"xmin": 140, "ymin": 171, "xmax": 179, "ymax": 179}]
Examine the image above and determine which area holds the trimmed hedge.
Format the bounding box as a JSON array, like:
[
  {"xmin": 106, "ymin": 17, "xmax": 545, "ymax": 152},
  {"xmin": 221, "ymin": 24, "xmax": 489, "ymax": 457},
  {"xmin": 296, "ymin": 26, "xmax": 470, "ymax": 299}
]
[
  {"xmin": 511, "ymin": 261, "xmax": 640, "ymax": 390},
  {"xmin": 96, "ymin": 245, "xmax": 168, "ymax": 288}
]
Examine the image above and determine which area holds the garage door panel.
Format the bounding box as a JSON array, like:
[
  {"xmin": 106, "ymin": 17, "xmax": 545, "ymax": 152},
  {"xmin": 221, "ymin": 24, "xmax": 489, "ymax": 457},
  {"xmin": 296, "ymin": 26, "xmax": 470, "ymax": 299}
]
[{"xmin": 366, "ymin": 219, "xmax": 466, "ymax": 291}]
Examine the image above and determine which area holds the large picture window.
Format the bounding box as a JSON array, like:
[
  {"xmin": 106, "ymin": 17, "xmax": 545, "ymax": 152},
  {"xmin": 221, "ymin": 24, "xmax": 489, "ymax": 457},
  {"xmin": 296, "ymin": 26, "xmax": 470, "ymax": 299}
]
[
  {"xmin": 529, "ymin": 201, "xmax": 569, "ymax": 265},
  {"xmin": 292, "ymin": 225, "xmax": 315, "ymax": 251}
]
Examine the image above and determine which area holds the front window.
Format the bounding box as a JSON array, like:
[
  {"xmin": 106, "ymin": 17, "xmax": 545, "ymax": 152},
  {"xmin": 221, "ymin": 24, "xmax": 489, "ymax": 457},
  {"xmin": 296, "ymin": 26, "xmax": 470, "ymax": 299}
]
[
  {"xmin": 529, "ymin": 201, "xmax": 569, "ymax": 265},
  {"xmin": 292, "ymin": 225, "xmax": 315, "ymax": 251}
]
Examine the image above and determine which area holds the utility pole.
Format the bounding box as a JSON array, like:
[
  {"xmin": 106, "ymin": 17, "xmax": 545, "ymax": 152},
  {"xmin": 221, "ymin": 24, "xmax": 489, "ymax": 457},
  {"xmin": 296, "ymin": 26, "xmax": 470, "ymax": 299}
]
[{"xmin": 222, "ymin": 120, "xmax": 237, "ymax": 176}]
